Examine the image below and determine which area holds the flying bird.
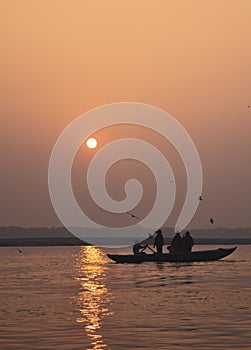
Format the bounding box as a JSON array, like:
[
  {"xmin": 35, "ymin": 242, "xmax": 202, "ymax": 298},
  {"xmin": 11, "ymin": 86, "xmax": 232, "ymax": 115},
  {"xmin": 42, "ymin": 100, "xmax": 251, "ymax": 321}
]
[
  {"xmin": 209, "ymin": 217, "xmax": 215, "ymax": 224},
  {"xmin": 126, "ymin": 211, "xmax": 140, "ymax": 219},
  {"xmin": 16, "ymin": 248, "xmax": 26, "ymax": 255}
]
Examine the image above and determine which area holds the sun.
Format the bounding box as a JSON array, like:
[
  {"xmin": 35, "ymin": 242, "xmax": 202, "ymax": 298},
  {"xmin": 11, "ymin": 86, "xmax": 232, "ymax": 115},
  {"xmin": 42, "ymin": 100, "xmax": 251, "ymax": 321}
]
[{"xmin": 86, "ymin": 137, "xmax": 97, "ymax": 149}]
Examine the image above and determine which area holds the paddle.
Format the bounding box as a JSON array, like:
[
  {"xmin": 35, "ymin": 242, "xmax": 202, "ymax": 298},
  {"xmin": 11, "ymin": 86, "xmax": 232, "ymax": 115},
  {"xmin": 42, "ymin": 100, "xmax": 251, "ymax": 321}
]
[{"xmin": 140, "ymin": 244, "xmax": 156, "ymax": 254}]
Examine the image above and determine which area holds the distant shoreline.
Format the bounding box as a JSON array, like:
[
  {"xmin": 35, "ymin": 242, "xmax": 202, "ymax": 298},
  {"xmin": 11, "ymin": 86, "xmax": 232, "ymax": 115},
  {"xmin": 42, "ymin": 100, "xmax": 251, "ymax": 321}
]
[
  {"xmin": 0, "ymin": 237, "xmax": 250, "ymax": 247},
  {"xmin": 0, "ymin": 226, "xmax": 250, "ymax": 247},
  {"xmin": 0, "ymin": 237, "xmax": 86, "ymax": 247}
]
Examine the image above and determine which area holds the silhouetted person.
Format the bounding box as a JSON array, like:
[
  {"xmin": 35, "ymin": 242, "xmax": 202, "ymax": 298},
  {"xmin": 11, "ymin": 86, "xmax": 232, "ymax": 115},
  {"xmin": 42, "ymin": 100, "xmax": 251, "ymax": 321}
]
[
  {"xmin": 153, "ymin": 229, "xmax": 164, "ymax": 253},
  {"xmin": 170, "ymin": 232, "xmax": 184, "ymax": 253},
  {"xmin": 133, "ymin": 242, "xmax": 146, "ymax": 255},
  {"xmin": 183, "ymin": 231, "xmax": 194, "ymax": 252}
]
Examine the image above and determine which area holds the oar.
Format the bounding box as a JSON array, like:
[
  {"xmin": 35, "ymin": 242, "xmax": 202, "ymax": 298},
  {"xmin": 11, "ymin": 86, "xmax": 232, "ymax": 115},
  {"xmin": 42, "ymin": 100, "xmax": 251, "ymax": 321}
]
[
  {"xmin": 140, "ymin": 245, "xmax": 147, "ymax": 253},
  {"xmin": 140, "ymin": 244, "xmax": 155, "ymax": 254},
  {"xmin": 146, "ymin": 245, "xmax": 156, "ymax": 253}
]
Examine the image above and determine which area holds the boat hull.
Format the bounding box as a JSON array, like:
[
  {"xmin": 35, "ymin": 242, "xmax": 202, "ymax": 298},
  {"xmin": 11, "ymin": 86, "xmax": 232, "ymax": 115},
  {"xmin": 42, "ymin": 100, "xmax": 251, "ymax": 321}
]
[{"xmin": 107, "ymin": 247, "xmax": 237, "ymax": 264}]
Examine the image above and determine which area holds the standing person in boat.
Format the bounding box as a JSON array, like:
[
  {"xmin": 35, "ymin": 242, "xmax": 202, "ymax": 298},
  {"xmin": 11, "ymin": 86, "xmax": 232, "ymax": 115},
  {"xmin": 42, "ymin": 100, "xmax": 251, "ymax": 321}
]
[
  {"xmin": 133, "ymin": 242, "xmax": 146, "ymax": 255},
  {"xmin": 153, "ymin": 229, "xmax": 164, "ymax": 253},
  {"xmin": 170, "ymin": 232, "xmax": 184, "ymax": 253},
  {"xmin": 183, "ymin": 231, "xmax": 194, "ymax": 252}
]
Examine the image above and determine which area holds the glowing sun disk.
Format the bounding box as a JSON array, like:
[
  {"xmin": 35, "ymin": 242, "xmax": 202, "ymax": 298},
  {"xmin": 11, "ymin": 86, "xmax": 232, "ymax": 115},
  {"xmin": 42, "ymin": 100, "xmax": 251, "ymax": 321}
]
[{"xmin": 86, "ymin": 138, "xmax": 97, "ymax": 149}]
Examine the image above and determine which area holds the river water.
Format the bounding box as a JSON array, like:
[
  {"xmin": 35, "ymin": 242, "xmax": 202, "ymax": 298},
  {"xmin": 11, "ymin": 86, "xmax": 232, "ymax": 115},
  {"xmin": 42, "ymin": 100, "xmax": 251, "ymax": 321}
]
[{"xmin": 0, "ymin": 245, "xmax": 250, "ymax": 349}]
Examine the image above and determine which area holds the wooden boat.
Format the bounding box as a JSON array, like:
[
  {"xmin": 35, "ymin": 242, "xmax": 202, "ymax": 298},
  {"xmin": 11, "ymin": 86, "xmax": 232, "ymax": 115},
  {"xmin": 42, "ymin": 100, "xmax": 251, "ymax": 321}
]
[{"xmin": 107, "ymin": 246, "xmax": 237, "ymax": 264}]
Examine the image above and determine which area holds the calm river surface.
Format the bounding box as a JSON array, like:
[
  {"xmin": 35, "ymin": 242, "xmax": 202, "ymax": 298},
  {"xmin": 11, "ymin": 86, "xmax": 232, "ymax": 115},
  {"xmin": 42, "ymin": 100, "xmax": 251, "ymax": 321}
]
[{"xmin": 0, "ymin": 245, "xmax": 250, "ymax": 349}]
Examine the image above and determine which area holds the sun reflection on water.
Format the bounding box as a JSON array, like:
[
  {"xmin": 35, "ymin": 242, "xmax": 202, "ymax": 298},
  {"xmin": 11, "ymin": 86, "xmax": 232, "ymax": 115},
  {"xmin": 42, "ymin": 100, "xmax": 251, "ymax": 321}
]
[{"xmin": 74, "ymin": 246, "xmax": 113, "ymax": 350}]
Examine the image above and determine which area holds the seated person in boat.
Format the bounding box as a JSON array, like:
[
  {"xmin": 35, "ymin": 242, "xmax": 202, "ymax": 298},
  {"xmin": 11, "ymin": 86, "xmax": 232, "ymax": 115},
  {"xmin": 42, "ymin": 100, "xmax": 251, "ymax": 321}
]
[
  {"xmin": 133, "ymin": 242, "xmax": 147, "ymax": 255},
  {"xmin": 153, "ymin": 229, "xmax": 164, "ymax": 253},
  {"xmin": 183, "ymin": 231, "xmax": 194, "ymax": 252},
  {"xmin": 169, "ymin": 232, "xmax": 184, "ymax": 253}
]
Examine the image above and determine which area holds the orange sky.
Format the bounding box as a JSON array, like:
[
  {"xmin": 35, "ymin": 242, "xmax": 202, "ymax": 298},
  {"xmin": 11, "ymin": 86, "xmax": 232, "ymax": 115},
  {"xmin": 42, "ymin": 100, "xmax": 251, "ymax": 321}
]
[{"xmin": 0, "ymin": 0, "xmax": 250, "ymax": 228}]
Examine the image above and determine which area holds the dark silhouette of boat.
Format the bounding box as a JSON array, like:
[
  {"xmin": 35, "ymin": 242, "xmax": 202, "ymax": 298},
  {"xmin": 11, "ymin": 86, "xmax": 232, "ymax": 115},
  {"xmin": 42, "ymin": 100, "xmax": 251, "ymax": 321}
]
[{"xmin": 107, "ymin": 246, "xmax": 237, "ymax": 264}]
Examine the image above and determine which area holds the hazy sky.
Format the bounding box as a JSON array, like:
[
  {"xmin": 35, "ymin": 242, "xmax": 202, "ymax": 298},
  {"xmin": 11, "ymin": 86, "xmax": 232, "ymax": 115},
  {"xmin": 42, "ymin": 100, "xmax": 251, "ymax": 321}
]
[{"xmin": 0, "ymin": 0, "xmax": 250, "ymax": 228}]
